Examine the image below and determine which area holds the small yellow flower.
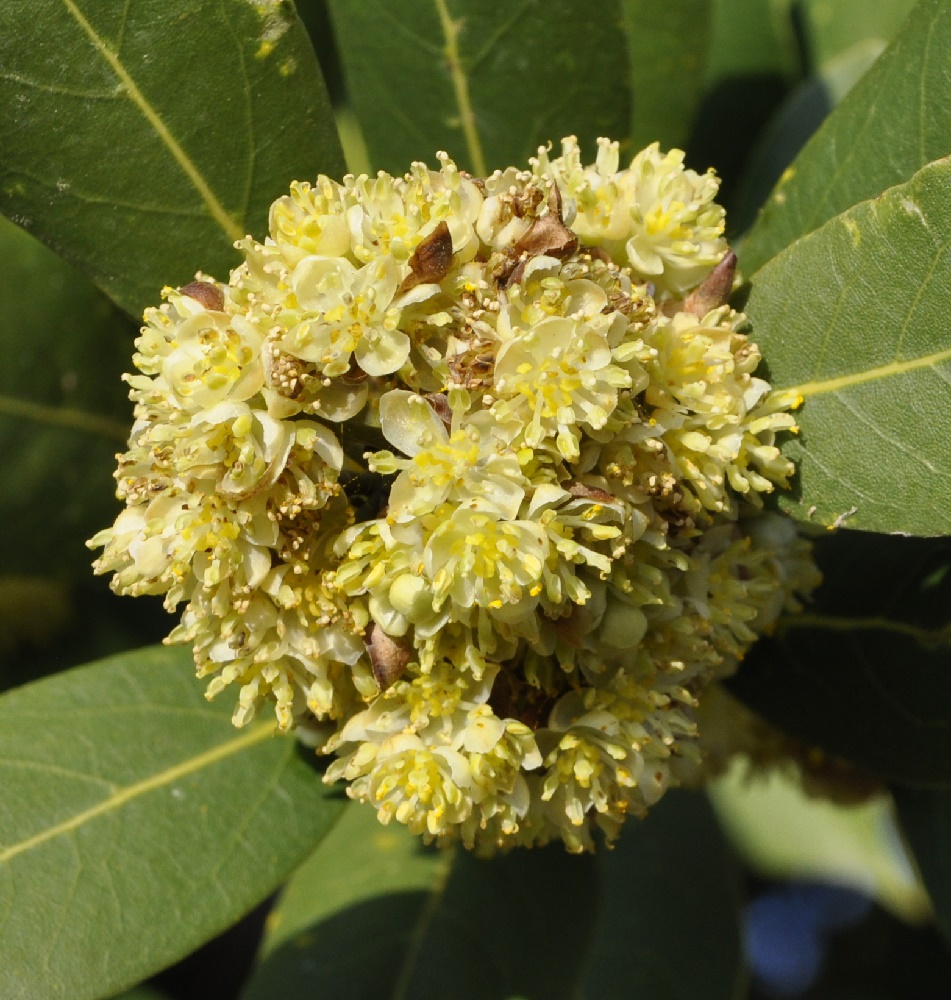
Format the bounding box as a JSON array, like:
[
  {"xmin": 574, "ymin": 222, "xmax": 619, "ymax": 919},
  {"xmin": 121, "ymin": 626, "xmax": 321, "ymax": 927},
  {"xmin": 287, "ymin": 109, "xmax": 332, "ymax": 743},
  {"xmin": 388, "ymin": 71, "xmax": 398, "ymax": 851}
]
[
  {"xmin": 492, "ymin": 316, "xmax": 632, "ymax": 461},
  {"xmin": 534, "ymin": 136, "xmax": 727, "ymax": 298},
  {"xmin": 427, "ymin": 508, "xmax": 549, "ymax": 611},
  {"xmin": 375, "ymin": 390, "xmax": 527, "ymax": 521}
]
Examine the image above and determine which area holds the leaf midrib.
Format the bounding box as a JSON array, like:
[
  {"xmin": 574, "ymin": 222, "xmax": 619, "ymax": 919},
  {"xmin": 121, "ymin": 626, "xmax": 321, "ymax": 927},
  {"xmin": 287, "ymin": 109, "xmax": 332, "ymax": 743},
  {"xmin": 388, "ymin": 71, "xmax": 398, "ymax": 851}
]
[
  {"xmin": 780, "ymin": 344, "xmax": 951, "ymax": 399},
  {"xmin": 756, "ymin": 154, "xmax": 951, "ymax": 401},
  {"xmin": 62, "ymin": 0, "xmax": 244, "ymax": 243},
  {"xmin": 0, "ymin": 392, "xmax": 128, "ymax": 442},
  {"xmin": 0, "ymin": 722, "xmax": 275, "ymax": 865},
  {"xmin": 434, "ymin": 0, "xmax": 486, "ymax": 176},
  {"xmin": 390, "ymin": 848, "xmax": 454, "ymax": 1000}
]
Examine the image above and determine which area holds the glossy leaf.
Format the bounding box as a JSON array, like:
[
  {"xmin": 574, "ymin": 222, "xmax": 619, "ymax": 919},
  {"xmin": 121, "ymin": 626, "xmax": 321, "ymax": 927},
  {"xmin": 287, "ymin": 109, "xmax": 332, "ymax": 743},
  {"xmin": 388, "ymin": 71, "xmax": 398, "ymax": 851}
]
[
  {"xmin": 622, "ymin": 0, "xmax": 714, "ymax": 151},
  {"xmin": 326, "ymin": 0, "xmax": 630, "ymax": 176},
  {"xmin": 0, "ymin": 0, "xmax": 344, "ymax": 318},
  {"xmin": 254, "ymin": 801, "xmax": 445, "ymax": 962},
  {"xmin": 0, "ymin": 645, "xmax": 344, "ymax": 1000},
  {"xmin": 580, "ymin": 791, "xmax": 746, "ymax": 1000},
  {"xmin": 0, "ymin": 215, "xmax": 131, "ymax": 578},
  {"xmin": 746, "ymin": 156, "xmax": 951, "ymax": 534},
  {"xmin": 243, "ymin": 801, "xmax": 597, "ymax": 1000},
  {"xmin": 741, "ymin": 0, "xmax": 951, "ymax": 273},
  {"xmin": 895, "ymin": 788, "xmax": 951, "ymax": 944},
  {"xmin": 731, "ymin": 530, "xmax": 951, "ymax": 786}
]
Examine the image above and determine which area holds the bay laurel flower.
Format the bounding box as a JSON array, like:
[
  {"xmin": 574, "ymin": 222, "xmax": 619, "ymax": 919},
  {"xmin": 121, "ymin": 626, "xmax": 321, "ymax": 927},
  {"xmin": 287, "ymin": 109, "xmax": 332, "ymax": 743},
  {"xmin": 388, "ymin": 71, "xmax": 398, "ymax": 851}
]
[
  {"xmin": 373, "ymin": 390, "xmax": 528, "ymax": 521},
  {"xmin": 91, "ymin": 138, "xmax": 818, "ymax": 853},
  {"xmin": 532, "ymin": 137, "xmax": 727, "ymax": 298},
  {"xmin": 492, "ymin": 315, "xmax": 633, "ymax": 462}
]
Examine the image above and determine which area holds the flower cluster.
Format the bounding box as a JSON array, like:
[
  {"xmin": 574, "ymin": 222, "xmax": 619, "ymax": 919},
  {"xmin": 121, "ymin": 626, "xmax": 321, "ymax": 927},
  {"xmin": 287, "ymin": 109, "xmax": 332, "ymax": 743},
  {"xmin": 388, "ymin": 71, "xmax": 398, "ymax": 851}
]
[{"xmin": 91, "ymin": 137, "xmax": 819, "ymax": 851}]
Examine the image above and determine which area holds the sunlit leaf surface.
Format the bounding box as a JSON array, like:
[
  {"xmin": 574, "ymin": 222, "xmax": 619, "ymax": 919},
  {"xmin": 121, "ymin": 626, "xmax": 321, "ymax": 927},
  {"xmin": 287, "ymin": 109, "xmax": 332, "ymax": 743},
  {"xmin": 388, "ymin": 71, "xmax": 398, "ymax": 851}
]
[
  {"xmin": 0, "ymin": 0, "xmax": 344, "ymax": 316},
  {"xmin": 327, "ymin": 0, "xmax": 630, "ymax": 175},
  {"xmin": 742, "ymin": 0, "xmax": 951, "ymax": 271},
  {"xmin": 0, "ymin": 645, "xmax": 343, "ymax": 999},
  {"xmin": 747, "ymin": 157, "xmax": 951, "ymax": 534}
]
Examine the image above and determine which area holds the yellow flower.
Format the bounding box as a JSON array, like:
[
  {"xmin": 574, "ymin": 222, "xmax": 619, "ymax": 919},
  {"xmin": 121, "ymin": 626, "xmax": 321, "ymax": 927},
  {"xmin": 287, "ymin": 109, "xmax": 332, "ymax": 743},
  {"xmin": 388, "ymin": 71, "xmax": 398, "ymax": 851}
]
[
  {"xmin": 534, "ymin": 136, "xmax": 727, "ymax": 298},
  {"xmin": 280, "ymin": 255, "xmax": 416, "ymax": 378},
  {"xmin": 427, "ymin": 508, "xmax": 549, "ymax": 611},
  {"xmin": 374, "ymin": 390, "xmax": 527, "ymax": 520},
  {"xmin": 620, "ymin": 144, "xmax": 726, "ymax": 297}
]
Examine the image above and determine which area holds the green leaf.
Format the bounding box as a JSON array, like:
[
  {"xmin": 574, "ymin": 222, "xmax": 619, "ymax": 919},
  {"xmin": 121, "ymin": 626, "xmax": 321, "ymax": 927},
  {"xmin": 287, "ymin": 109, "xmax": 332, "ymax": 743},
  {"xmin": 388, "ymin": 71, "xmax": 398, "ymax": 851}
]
[
  {"xmin": 0, "ymin": 645, "xmax": 344, "ymax": 1000},
  {"xmin": 703, "ymin": 0, "xmax": 799, "ymax": 83},
  {"xmin": 741, "ymin": 0, "xmax": 951, "ymax": 273},
  {"xmin": 746, "ymin": 156, "xmax": 951, "ymax": 534},
  {"xmin": 110, "ymin": 987, "xmax": 173, "ymax": 1000},
  {"xmin": 0, "ymin": 210, "xmax": 170, "ymax": 691},
  {"xmin": 621, "ymin": 0, "xmax": 714, "ymax": 151},
  {"xmin": 0, "ymin": 215, "xmax": 131, "ymax": 577},
  {"xmin": 326, "ymin": 0, "xmax": 630, "ymax": 176},
  {"xmin": 799, "ymin": 0, "xmax": 917, "ymax": 73},
  {"xmin": 731, "ymin": 41, "xmax": 887, "ymax": 235},
  {"xmin": 894, "ymin": 787, "xmax": 951, "ymax": 944},
  {"xmin": 731, "ymin": 530, "xmax": 951, "ymax": 786},
  {"xmin": 254, "ymin": 800, "xmax": 445, "ymax": 963},
  {"xmin": 243, "ymin": 801, "xmax": 597, "ymax": 1000},
  {"xmin": 246, "ymin": 791, "xmax": 742, "ymax": 1000},
  {"xmin": 580, "ymin": 791, "xmax": 746, "ymax": 1000},
  {"xmin": 712, "ymin": 764, "xmax": 929, "ymax": 922},
  {"xmin": 0, "ymin": 0, "xmax": 345, "ymax": 318},
  {"xmin": 687, "ymin": 0, "xmax": 799, "ymax": 212}
]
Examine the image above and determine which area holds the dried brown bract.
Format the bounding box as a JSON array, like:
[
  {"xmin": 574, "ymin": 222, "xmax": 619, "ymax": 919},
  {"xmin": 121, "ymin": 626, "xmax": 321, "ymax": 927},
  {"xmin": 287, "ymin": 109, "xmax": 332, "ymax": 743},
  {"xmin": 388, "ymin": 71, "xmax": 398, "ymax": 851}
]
[{"xmin": 398, "ymin": 221, "xmax": 454, "ymax": 294}]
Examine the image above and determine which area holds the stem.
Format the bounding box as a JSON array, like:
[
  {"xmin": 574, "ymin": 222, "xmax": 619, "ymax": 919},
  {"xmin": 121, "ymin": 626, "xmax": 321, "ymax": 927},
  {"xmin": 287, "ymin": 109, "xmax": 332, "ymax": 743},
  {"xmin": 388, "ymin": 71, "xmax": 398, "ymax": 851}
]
[
  {"xmin": 435, "ymin": 0, "xmax": 486, "ymax": 177},
  {"xmin": 0, "ymin": 393, "xmax": 128, "ymax": 444},
  {"xmin": 776, "ymin": 611, "xmax": 951, "ymax": 646}
]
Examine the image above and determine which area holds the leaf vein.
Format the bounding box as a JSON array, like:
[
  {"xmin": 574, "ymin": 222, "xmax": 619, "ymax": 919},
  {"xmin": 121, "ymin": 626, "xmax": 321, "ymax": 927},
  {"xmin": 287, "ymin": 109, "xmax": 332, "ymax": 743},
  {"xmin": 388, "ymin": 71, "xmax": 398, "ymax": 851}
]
[
  {"xmin": 61, "ymin": 0, "xmax": 244, "ymax": 242},
  {"xmin": 0, "ymin": 393, "xmax": 128, "ymax": 443},
  {"xmin": 785, "ymin": 344, "xmax": 951, "ymax": 399},
  {"xmin": 890, "ymin": 227, "xmax": 951, "ymax": 360},
  {"xmin": 434, "ymin": 0, "xmax": 486, "ymax": 175},
  {"xmin": 4, "ymin": 167, "xmax": 211, "ymax": 219},
  {"xmin": 807, "ymin": 251, "xmax": 856, "ymax": 381},
  {"xmin": 466, "ymin": 0, "xmax": 535, "ymax": 73},
  {"xmin": 207, "ymin": 742, "xmax": 290, "ymax": 881},
  {"xmin": 220, "ymin": 0, "xmax": 256, "ymax": 225},
  {"xmin": 0, "ymin": 760, "xmax": 116, "ymax": 790},
  {"xmin": 43, "ymin": 837, "xmax": 83, "ymax": 970},
  {"xmin": 368, "ymin": 0, "xmax": 441, "ymax": 55},
  {"xmin": 0, "ymin": 69, "xmax": 120, "ymax": 101},
  {"xmin": 809, "ymin": 79, "xmax": 886, "ymax": 231},
  {"xmin": 390, "ymin": 848, "xmax": 454, "ymax": 1000},
  {"xmin": 779, "ymin": 612, "xmax": 951, "ymax": 647},
  {"xmin": 800, "ymin": 442, "xmax": 892, "ymax": 511},
  {"xmin": 0, "ymin": 724, "xmax": 275, "ymax": 866},
  {"xmin": 918, "ymin": 14, "xmax": 937, "ymax": 167},
  {"xmin": 833, "ymin": 394, "xmax": 943, "ymax": 476},
  {"xmin": 855, "ymin": 642, "xmax": 949, "ymax": 730}
]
